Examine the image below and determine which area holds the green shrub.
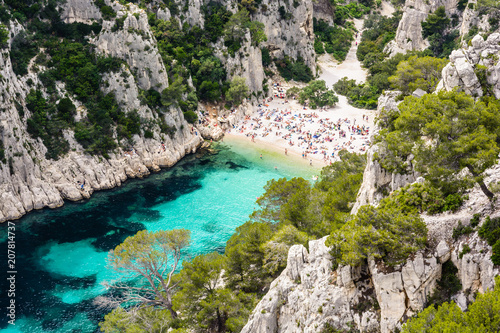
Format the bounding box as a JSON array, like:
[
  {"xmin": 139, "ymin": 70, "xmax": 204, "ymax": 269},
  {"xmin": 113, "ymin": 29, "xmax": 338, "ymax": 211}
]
[
  {"xmin": 275, "ymin": 56, "xmax": 313, "ymax": 82},
  {"xmin": 313, "ymin": 19, "xmax": 354, "ymax": 62},
  {"xmin": 327, "ymin": 205, "xmax": 427, "ymax": 268},
  {"xmin": 478, "ymin": 216, "xmax": 500, "ymax": 246},
  {"xmin": 0, "ymin": 23, "xmax": 8, "ymax": 48},
  {"xmin": 10, "ymin": 31, "xmax": 38, "ymax": 75},
  {"xmin": 459, "ymin": 244, "xmax": 471, "ymax": 259},
  {"xmin": 111, "ymin": 15, "xmax": 127, "ymax": 32},
  {"xmin": 452, "ymin": 221, "xmax": 474, "ymax": 240},
  {"xmin": 427, "ymin": 260, "xmax": 462, "ymax": 306}
]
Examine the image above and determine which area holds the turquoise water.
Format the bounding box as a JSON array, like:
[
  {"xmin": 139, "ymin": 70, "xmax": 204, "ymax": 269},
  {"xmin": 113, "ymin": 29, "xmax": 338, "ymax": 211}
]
[{"xmin": 0, "ymin": 141, "xmax": 317, "ymax": 332}]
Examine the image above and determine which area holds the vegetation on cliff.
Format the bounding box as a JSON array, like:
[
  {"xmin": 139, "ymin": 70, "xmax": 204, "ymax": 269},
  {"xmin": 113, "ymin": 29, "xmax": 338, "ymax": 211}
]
[{"xmin": 99, "ymin": 151, "xmax": 366, "ymax": 332}]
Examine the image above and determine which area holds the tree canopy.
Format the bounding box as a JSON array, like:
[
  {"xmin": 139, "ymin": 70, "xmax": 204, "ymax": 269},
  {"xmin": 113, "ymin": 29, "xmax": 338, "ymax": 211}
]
[
  {"xmin": 389, "ymin": 56, "xmax": 448, "ymax": 95},
  {"xmin": 376, "ymin": 91, "xmax": 500, "ymax": 199},
  {"xmin": 226, "ymin": 76, "xmax": 249, "ymax": 106},
  {"xmin": 298, "ymin": 80, "xmax": 339, "ymax": 109},
  {"xmin": 326, "ymin": 205, "xmax": 427, "ymax": 267},
  {"xmin": 105, "ymin": 229, "xmax": 191, "ymax": 318}
]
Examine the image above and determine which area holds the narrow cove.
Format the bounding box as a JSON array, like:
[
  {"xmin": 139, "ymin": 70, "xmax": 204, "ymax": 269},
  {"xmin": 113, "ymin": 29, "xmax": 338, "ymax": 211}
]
[{"xmin": 0, "ymin": 142, "xmax": 318, "ymax": 333}]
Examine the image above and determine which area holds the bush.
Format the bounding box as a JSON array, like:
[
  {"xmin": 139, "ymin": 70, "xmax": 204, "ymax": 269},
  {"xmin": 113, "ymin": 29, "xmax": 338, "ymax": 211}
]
[
  {"xmin": 478, "ymin": 216, "xmax": 500, "ymax": 264},
  {"xmin": 327, "ymin": 205, "xmax": 427, "ymax": 268},
  {"xmin": 275, "ymin": 56, "xmax": 313, "ymax": 82},
  {"xmin": 0, "ymin": 23, "xmax": 8, "ymax": 48},
  {"xmin": 313, "ymin": 19, "xmax": 354, "ymax": 62},
  {"xmin": 452, "ymin": 221, "xmax": 474, "ymax": 240},
  {"xmin": 10, "ymin": 31, "xmax": 38, "ymax": 75},
  {"xmin": 426, "ymin": 260, "xmax": 462, "ymax": 306}
]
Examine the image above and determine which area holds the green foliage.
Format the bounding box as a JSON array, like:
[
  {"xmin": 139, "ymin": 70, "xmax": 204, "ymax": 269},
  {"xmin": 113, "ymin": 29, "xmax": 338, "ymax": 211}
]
[
  {"xmin": 262, "ymin": 225, "xmax": 309, "ymax": 275},
  {"xmin": 99, "ymin": 307, "xmax": 172, "ymax": 333},
  {"xmin": 261, "ymin": 47, "xmax": 271, "ymax": 67},
  {"xmin": 173, "ymin": 253, "xmax": 257, "ymax": 332},
  {"xmin": 225, "ymin": 221, "xmax": 273, "ymax": 293},
  {"xmin": 111, "ymin": 14, "xmax": 127, "ymax": 32},
  {"xmin": 10, "ymin": 31, "xmax": 38, "ymax": 75},
  {"xmin": 459, "ymin": 244, "xmax": 471, "ymax": 259},
  {"xmin": 421, "ymin": 7, "xmax": 458, "ymax": 58},
  {"xmin": 313, "ymin": 19, "xmax": 354, "ymax": 62},
  {"xmin": 0, "ymin": 138, "xmax": 5, "ymax": 164},
  {"xmin": 107, "ymin": 229, "xmax": 191, "ymax": 317},
  {"xmin": 388, "ymin": 56, "xmax": 448, "ymax": 95},
  {"xmin": 478, "ymin": 216, "xmax": 500, "ymax": 265},
  {"xmin": 0, "ymin": 23, "xmax": 8, "ymax": 48},
  {"xmin": 326, "ymin": 205, "xmax": 427, "ymax": 267},
  {"xmin": 375, "ymin": 91, "xmax": 500, "ymax": 200},
  {"xmin": 333, "ymin": 77, "xmax": 379, "ymax": 109},
  {"xmin": 298, "ymin": 80, "xmax": 339, "ymax": 109},
  {"xmin": 226, "ymin": 76, "xmax": 249, "ymax": 106},
  {"xmin": 402, "ymin": 276, "xmax": 500, "ymax": 333},
  {"xmin": 378, "ymin": 183, "xmax": 465, "ymax": 215},
  {"xmin": 275, "ymin": 56, "xmax": 313, "ymax": 83},
  {"xmin": 453, "ymin": 221, "xmax": 474, "ymax": 240},
  {"xmin": 278, "ymin": 6, "xmax": 293, "ymax": 20},
  {"xmin": 247, "ymin": 20, "xmax": 267, "ymax": 46},
  {"xmin": 427, "ymin": 260, "xmax": 462, "ymax": 307},
  {"xmin": 26, "ymin": 89, "xmax": 71, "ymax": 160},
  {"xmin": 334, "ymin": 2, "xmax": 370, "ymax": 25},
  {"xmin": 94, "ymin": 0, "xmax": 116, "ymax": 20}
]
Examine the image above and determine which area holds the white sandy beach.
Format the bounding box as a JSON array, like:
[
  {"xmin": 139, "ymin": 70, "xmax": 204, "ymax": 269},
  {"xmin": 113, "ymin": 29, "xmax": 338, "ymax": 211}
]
[{"xmin": 227, "ymin": 17, "xmax": 376, "ymax": 166}]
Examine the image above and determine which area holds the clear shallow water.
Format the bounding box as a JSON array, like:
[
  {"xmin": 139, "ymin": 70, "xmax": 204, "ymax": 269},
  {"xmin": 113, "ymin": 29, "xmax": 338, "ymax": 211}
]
[{"xmin": 0, "ymin": 142, "xmax": 315, "ymax": 333}]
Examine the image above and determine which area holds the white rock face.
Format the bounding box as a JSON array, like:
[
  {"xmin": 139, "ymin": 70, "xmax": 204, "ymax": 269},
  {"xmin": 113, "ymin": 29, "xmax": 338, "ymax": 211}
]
[
  {"xmin": 439, "ymin": 33, "xmax": 500, "ymax": 98},
  {"xmin": 253, "ymin": 0, "xmax": 316, "ymax": 76},
  {"xmin": 243, "ymin": 218, "xmax": 498, "ymax": 333},
  {"xmin": 214, "ymin": 32, "xmax": 265, "ymax": 94},
  {"xmin": 94, "ymin": 3, "xmax": 170, "ymax": 91},
  {"xmin": 385, "ymin": 0, "xmax": 459, "ymax": 57},
  {"xmin": 0, "ymin": 4, "xmax": 203, "ymax": 223},
  {"xmin": 241, "ymin": 237, "xmax": 379, "ymax": 333},
  {"xmin": 60, "ymin": 0, "xmax": 102, "ymax": 24}
]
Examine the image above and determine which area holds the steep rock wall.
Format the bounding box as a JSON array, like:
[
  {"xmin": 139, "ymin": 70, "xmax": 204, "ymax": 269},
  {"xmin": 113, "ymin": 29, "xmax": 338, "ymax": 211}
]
[
  {"xmin": 385, "ymin": 0, "xmax": 459, "ymax": 56},
  {"xmin": 94, "ymin": 3, "xmax": 170, "ymax": 91},
  {"xmin": 242, "ymin": 206, "xmax": 499, "ymax": 333},
  {"xmin": 0, "ymin": 2, "xmax": 203, "ymax": 223},
  {"xmin": 253, "ymin": 0, "xmax": 316, "ymax": 76}
]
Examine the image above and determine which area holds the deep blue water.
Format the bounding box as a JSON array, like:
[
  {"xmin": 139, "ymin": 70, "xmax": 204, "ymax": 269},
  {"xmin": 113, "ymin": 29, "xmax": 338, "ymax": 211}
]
[{"xmin": 0, "ymin": 141, "xmax": 315, "ymax": 332}]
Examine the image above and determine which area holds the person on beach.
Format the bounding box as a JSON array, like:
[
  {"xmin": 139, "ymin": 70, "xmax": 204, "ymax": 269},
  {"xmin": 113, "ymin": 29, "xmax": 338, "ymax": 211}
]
[
  {"xmin": 260, "ymin": 154, "xmax": 263, "ymax": 159},
  {"xmin": 285, "ymin": 148, "xmax": 288, "ymax": 155}
]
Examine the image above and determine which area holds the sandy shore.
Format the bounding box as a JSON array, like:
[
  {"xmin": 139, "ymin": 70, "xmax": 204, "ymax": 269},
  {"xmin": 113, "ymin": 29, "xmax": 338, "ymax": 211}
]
[{"xmin": 224, "ymin": 7, "xmax": 399, "ymax": 167}]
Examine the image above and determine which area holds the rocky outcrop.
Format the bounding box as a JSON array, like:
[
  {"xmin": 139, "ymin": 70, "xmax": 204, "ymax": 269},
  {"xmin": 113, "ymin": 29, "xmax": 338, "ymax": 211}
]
[
  {"xmin": 60, "ymin": 0, "xmax": 102, "ymax": 24},
  {"xmin": 0, "ymin": 3, "xmax": 204, "ymax": 223},
  {"xmin": 438, "ymin": 33, "xmax": 500, "ymax": 98},
  {"xmin": 313, "ymin": 0, "xmax": 334, "ymax": 24},
  {"xmin": 213, "ymin": 32, "xmax": 265, "ymax": 94},
  {"xmin": 242, "ymin": 211, "xmax": 499, "ymax": 333},
  {"xmin": 94, "ymin": 3, "xmax": 169, "ymax": 91},
  {"xmin": 253, "ymin": 0, "xmax": 316, "ymax": 76},
  {"xmin": 385, "ymin": 0, "xmax": 460, "ymax": 57},
  {"xmin": 351, "ymin": 91, "xmax": 418, "ymax": 214},
  {"xmin": 241, "ymin": 237, "xmax": 380, "ymax": 333}
]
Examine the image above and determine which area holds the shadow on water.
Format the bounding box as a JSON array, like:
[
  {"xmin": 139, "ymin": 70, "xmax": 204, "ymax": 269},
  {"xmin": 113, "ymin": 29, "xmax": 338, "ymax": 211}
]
[
  {"xmin": 0, "ymin": 143, "xmax": 302, "ymax": 332},
  {"xmin": 0, "ymin": 149, "xmax": 225, "ymax": 332}
]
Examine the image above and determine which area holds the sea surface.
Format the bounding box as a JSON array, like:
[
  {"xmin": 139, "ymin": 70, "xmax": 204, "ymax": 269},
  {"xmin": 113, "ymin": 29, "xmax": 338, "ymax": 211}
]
[{"xmin": 0, "ymin": 140, "xmax": 318, "ymax": 333}]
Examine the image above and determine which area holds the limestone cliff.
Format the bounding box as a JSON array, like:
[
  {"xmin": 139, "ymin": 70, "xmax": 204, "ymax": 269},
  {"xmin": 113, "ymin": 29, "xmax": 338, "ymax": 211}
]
[
  {"xmin": 0, "ymin": 0, "xmax": 203, "ymax": 223},
  {"xmin": 242, "ymin": 202, "xmax": 499, "ymax": 332},
  {"xmin": 385, "ymin": 0, "xmax": 460, "ymax": 56},
  {"xmin": 438, "ymin": 33, "xmax": 500, "ymax": 98}
]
